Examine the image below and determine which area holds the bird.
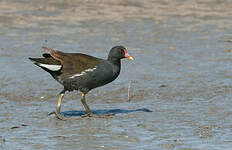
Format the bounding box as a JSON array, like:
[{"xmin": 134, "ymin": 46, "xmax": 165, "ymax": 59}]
[{"xmin": 29, "ymin": 46, "xmax": 134, "ymax": 120}]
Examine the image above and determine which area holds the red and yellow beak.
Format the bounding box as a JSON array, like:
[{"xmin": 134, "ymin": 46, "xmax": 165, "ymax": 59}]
[{"xmin": 124, "ymin": 49, "xmax": 134, "ymax": 60}]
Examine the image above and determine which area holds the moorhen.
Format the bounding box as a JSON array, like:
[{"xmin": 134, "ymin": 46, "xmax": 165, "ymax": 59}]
[{"xmin": 29, "ymin": 46, "xmax": 133, "ymax": 120}]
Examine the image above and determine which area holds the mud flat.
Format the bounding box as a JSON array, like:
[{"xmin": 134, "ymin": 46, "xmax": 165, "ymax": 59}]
[{"xmin": 1, "ymin": 0, "xmax": 232, "ymax": 149}]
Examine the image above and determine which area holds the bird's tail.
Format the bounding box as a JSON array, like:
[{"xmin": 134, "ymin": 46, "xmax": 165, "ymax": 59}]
[{"xmin": 28, "ymin": 57, "xmax": 62, "ymax": 72}]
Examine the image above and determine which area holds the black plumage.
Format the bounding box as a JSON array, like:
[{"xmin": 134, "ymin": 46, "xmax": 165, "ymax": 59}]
[{"xmin": 29, "ymin": 46, "xmax": 133, "ymax": 120}]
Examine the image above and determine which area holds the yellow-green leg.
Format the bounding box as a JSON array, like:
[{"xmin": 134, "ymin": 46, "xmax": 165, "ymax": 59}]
[
  {"xmin": 81, "ymin": 93, "xmax": 93, "ymax": 116},
  {"xmin": 48, "ymin": 90, "xmax": 66, "ymax": 120},
  {"xmin": 80, "ymin": 93, "xmax": 114, "ymax": 118}
]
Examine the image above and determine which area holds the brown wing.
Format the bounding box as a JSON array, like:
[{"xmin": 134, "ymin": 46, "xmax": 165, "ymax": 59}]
[{"xmin": 42, "ymin": 47, "xmax": 101, "ymax": 76}]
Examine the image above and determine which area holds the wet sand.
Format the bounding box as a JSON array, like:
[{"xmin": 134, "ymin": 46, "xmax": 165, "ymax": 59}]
[{"xmin": 1, "ymin": 0, "xmax": 232, "ymax": 149}]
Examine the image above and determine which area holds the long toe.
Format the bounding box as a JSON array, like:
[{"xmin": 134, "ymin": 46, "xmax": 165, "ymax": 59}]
[
  {"xmin": 81, "ymin": 112, "xmax": 94, "ymax": 118},
  {"xmin": 48, "ymin": 111, "xmax": 56, "ymax": 116},
  {"xmin": 55, "ymin": 111, "xmax": 66, "ymax": 120},
  {"xmin": 48, "ymin": 111, "xmax": 66, "ymax": 120},
  {"xmin": 81, "ymin": 113, "xmax": 115, "ymax": 118},
  {"xmin": 81, "ymin": 114, "xmax": 90, "ymax": 118},
  {"xmin": 98, "ymin": 113, "xmax": 115, "ymax": 118}
]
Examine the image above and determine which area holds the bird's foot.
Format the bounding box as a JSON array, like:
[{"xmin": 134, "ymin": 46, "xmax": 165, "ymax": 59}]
[
  {"xmin": 81, "ymin": 113, "xmax": 114, "ymax": 118},
  {"xmin": 48, "ymin": 111, "xmax": 66, "ymax": 120}
]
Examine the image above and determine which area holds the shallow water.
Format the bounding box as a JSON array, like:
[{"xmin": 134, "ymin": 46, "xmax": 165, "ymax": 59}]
[{"xmin": 1, "ymin": 0, "xmax": 232, "ymax": 149}]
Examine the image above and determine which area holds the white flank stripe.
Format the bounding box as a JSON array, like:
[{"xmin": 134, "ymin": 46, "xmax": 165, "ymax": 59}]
[
  {"xmin": 70, "ymin": 67, "xmax": 97, "ymax": 79},
  {"xmin": 38, "ymin": 63, "xmax": 62, "ymax": 71}
]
